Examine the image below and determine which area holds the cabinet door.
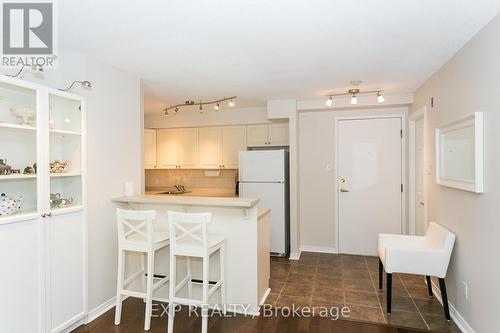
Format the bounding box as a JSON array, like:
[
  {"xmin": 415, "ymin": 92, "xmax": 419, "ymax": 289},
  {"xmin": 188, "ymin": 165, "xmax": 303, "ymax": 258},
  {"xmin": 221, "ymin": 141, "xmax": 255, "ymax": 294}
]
[
  {"xmin": 47, "ymin": 211, "xmax": 86, "ymax": 332},
  {"xmin": 178, "ymin": 128, "xmax": 199, "ymax": 168},
  {"xmin": 247, "ymin": 125, "xmax": 268, "ymax": 147},
  {"xmin": 0, "ymin": 218, "xmax": 44, "ymax": 333},
  {"xmin": 144, "ymin": 129, "xmax": 157, "ymax": 169},
  {"xmin": 157, "ymin": 129, "xmax": 179, "ymax": 168},
  {"xmin": 268, "ymin": 123, "xmax": 289, "ymax": 146},
  {"xmin": 199, "ymin": 127, "xmax": 223, "ymax": 168},
  {"xmin": 222, "ymin": 126, "xmax": 247, "ymax": 169}
]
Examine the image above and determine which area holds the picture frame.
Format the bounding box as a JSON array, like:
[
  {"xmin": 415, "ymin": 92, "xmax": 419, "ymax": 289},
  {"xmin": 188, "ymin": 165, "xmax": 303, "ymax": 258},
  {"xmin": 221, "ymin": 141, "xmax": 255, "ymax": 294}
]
[{"xmin": 435, "ymin": 112, "xmax": 483, "ymax": 193}]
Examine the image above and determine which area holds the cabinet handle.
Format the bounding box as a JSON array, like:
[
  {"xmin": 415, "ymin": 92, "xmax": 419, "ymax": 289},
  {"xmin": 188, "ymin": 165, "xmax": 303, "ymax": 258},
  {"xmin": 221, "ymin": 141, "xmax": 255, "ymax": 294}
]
[
  {"xmin": 47, "ymin": 212, "xmax": 52, "ymax": 217},
  {"xmin": 41, "ymin": 213, "xmax": 46, "ymax": 218}
]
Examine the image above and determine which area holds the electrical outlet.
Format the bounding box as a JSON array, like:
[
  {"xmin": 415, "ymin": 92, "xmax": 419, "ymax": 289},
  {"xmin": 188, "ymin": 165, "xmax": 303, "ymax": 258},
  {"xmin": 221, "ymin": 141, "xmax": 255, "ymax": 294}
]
[{"xmin": 462, "ymin": 281, "xmax": 469, "ymax": 300}]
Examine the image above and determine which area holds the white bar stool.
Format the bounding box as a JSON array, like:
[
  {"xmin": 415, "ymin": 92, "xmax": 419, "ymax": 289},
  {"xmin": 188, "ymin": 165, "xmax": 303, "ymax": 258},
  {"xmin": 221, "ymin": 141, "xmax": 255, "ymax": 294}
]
[
  {"xmin": 114, "ymin": 208, "xmax": 170, "ymax": 331},
  {"xmin": 167, "ymin": 211, "xmax": 226, "ymax": 333}
]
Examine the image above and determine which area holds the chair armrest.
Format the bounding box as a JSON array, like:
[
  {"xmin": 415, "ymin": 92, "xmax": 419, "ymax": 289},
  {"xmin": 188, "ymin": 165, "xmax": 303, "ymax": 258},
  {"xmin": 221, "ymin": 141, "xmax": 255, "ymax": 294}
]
[
  {"xmin": 378, "ymin": 234, "xmax": 425, "ymax": 249},
  {"xmin": 384, "ymin": 247, "xmax": 449, "ymax": 277}
]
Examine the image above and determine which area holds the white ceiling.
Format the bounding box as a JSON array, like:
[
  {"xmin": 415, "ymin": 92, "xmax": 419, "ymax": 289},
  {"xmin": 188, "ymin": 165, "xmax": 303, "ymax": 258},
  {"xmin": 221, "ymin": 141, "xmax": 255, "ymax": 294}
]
[{"xmin": 58, "ymin": 0, "xmax": 500, "ymax": 113}]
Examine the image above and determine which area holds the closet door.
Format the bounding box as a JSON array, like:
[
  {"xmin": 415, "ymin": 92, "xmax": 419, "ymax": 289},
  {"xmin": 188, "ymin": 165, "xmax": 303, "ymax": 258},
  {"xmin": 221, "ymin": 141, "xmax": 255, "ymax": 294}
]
[
  {"xmin": 222, "ymin": 126, "xmax": 246, "ymax": 169},
  {"xmin": 199, "ymin": 127, "xmax": 223, "ymax": 168}
]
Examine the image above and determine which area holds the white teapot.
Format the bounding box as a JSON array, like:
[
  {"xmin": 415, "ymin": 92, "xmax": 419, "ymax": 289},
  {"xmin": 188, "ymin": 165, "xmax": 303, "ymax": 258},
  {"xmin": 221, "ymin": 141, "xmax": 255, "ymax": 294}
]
[{"xmin": 0, "ymin": 193, "xmax": 24, "ymax": 216}]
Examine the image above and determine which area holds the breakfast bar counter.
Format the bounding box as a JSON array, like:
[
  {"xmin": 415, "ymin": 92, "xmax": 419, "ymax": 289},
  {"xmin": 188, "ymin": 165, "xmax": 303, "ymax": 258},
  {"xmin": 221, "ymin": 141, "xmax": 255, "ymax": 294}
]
[{"xmin": 112, "ymin": 194, "xmax": 270, "ymax": 315}]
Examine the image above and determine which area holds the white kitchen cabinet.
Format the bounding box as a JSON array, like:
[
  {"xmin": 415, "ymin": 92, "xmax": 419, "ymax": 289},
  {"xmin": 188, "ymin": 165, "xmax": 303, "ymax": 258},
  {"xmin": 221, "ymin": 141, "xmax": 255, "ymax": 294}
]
[
  {"xmin": 268, "ymin": 123, "xmax": 289, "ymax": 146},
  {"xmin": 157, "ymin": 129, "xmax": 180, "ymax": 168},
  {"xmin": 178, "ymin": 128, "xmax": 199, "ymax": 168},
  {"xmin": 199, "ymin": 127, "xmax": 223, "ymax": 168},
  {"xmin": 0, "ymin": 76, "xmax": 87, "ymax": 333},
  {"xmin": 156, "ymin": 128, "xmax": 199, "ymax": 168},
  {"xmin": 246, "ymin": 124, "xmax": 268, "ymax": 147},
  {"xmin": 247, "ymin": 123, "xmax": 289, "ymax": 147},
  {"xmin": 144, "ymin": 129, "xmax": 157, "ymax": 169},
  {"xmin": 222, "ymin": 126, "xmax": 247, "ymax": 168}
]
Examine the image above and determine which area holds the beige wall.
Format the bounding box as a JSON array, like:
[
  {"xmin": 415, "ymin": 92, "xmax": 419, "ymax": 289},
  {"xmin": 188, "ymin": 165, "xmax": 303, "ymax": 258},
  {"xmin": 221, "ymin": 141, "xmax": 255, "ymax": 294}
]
[
  {"xmin": 411, "ymin": 14, "xmax": 500, "ymax": 332},
  {"xmin": 298, "ymin": 107, "xmax": 409, "ymax": 252}
]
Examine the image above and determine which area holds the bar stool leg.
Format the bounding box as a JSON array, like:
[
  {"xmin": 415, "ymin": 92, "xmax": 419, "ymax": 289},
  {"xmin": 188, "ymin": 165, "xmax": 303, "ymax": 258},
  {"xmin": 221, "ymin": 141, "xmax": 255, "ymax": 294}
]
[
  {"xmin": 144, "ymin": 251, "xmax": 155, "ymax": 331},
  {"xmin": 167, "ymin": 254, "xmax": 176, "ymax": 333},
  {"xmin": 187, "ymin": 257, "xmax": 192, "ymax": 299},
  {"xmin": 202, "ymin": 255, "xmax": 209, "ymax": 333},
  {"xmin": 141, "ymin": 253, "xmax": 146, "ymax": 302},
  {"xmin": 114, "ymin": 249, "xmax": 126, "ymax": 325},
  {"xmin": 220, "ymin": 243, "xmax": 226, "ymax": 315}
]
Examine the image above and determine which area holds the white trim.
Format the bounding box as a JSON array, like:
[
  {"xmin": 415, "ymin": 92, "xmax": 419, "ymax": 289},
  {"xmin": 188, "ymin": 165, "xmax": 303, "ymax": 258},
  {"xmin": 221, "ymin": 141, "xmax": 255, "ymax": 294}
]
[
  {"xmin": 300, "ymin": 245, "xmax": 337, "ymax": 254},
  {"xmin": 334, "ymin": 114, "xmax": 406, "ymax": 253},
  {"xmin": 408, "ymin": 107, "xmax": 428, "ymax": 235},
  {"xmin": 86, "ymin": 296, "xmax": 118, "ymax": 324},
  {"xmin": 288, "ymin": 251, "xmax": 301, "ymax": 260},
  {"xmin": 431, "ymin": 282, "xmax": 475, "ymax": 333},
  {"xmin": 259, "ymin": 288, "xmax": 271, "ymax": 306}
]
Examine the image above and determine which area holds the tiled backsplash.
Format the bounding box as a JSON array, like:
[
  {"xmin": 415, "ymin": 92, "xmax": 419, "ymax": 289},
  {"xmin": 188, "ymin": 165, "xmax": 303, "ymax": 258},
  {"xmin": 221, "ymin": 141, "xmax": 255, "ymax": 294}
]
[{"xmin": 145, "ymin": 169, "xmax": 238, "ymax": 190}]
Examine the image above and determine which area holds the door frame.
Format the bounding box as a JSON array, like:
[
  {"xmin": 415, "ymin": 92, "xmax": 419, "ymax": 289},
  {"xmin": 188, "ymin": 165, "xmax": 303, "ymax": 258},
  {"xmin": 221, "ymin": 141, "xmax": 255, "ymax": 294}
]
[
  {"xmin": 408, "ymin": 106, "xmax": 428, "ymax": 235},
  {"xmin": 334, "ymin": 114, "xmax": 406, "ymax": 253}
]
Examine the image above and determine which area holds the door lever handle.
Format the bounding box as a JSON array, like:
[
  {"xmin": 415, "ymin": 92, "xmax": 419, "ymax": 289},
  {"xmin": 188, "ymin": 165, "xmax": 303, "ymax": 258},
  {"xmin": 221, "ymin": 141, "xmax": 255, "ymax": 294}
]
[{"xmin": 340, "ymin": 188, "xmax": 349, "ymax": 193}]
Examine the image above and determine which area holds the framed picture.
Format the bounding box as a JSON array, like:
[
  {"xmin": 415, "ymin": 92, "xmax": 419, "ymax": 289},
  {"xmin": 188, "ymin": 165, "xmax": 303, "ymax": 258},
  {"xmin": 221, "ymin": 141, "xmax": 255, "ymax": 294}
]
[{"xmin": 435, "ymin": 112, "xmax": 483, "ymax": 193}]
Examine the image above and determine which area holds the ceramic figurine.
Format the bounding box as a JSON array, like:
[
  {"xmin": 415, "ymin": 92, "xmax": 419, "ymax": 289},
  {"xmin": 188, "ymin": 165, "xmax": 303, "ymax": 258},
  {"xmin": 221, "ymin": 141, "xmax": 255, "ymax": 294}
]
[
  {"xmin": 50, "ymin": 160, "xmax": 68, "ymax": 173},
  {"xmin": 0, "ymin": 159, "xmax": 12, "ymax": 175},
  {"xmin": 0, "ymin": 193, "xmax": 24, "ymax": 216}
]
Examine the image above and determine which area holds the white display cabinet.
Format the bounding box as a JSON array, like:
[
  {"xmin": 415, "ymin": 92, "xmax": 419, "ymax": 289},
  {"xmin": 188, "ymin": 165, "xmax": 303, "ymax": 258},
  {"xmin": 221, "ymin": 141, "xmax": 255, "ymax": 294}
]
[{"xmin": 0, "ymin": 76, "xmax": 87, "ymax": 333}]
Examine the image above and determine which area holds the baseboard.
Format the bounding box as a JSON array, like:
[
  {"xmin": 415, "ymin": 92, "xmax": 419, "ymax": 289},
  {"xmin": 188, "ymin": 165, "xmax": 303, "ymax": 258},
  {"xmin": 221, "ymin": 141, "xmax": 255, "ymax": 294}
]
[
  {"xmin": 300, "ymin": 245, "xmax": 337, "ymax": 254},
  {"xmin": 289, "ymin": 251, "xmax": 301, "ymax": 260},
  {"xmin": 86, "ymin": 296, "xmax": 118, "ymax": 323},
  {"xmin": 431, "ymin": 281, "xmax": 475, "ymax": 333}
]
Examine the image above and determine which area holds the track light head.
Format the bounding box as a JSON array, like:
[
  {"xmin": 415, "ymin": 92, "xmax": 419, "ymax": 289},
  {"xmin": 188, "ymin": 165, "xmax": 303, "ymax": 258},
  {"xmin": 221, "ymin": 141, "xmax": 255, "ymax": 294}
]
[
  {"xmin": 164, "ymin": 109, "xmax": 169, "ymax": 117},
  {"xmin": 229, "ymin": 99, "xmax": 235, "ymax": 107},
  {"xmin": 174, "ymin": 107, "xmax": 179, "ymax": 114},
  {"xmin": 325, "ymin": 96, "xmax": 333, "ymax": 107},
  {"xmin": 6, "ymin": 64, "xmax": 44, "ymax": 78},
  {"xmin": 214, "ymin": 102, "xmax": 220, "ymax": 111},
  {"xmin": 377, "ymin": 91, "xmax": 385, "ymax": 104},
  {"xmin": 199, "ymin": 104, "xmax": 203, "ymax": 113},
  {"xmin": 32, "ymin": 64, "xmax": 44, "ymax": 73}
]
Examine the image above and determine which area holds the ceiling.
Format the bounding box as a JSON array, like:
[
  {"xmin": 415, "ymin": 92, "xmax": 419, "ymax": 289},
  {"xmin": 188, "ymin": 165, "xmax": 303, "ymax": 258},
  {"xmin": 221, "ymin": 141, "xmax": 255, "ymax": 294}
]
[{"xmin": 58, "ymin": 0, "xmax": 500, "ymax": 113}]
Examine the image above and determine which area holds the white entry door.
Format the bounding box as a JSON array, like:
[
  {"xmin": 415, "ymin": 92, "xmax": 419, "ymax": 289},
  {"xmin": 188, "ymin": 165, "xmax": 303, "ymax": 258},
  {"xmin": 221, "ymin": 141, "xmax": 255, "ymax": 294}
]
[
  {"xmin": 338, "ymin": 117, "xmax": 402, "ymax": 255},
  {"xmin": 415, "ymin": 117, "xmax": 426, "ymax": 235}
]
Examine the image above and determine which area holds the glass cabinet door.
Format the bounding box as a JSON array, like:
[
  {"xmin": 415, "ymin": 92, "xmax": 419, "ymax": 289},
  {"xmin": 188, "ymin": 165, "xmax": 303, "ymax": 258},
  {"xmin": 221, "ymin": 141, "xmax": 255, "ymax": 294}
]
[
  {"xmin": 48, "ymin": 93, "xmax": 83, "ymax": 212},
  {"xmin": 0, "ymin": 81, "xmax": 39, "ymax": 221}
]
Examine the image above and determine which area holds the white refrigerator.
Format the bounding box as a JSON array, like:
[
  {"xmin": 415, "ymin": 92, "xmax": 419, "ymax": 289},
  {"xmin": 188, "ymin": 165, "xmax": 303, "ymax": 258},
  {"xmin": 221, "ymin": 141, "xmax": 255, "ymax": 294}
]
[{"xmin": 239, "ymin": 149, "xmax": 289, "ymax": 256}]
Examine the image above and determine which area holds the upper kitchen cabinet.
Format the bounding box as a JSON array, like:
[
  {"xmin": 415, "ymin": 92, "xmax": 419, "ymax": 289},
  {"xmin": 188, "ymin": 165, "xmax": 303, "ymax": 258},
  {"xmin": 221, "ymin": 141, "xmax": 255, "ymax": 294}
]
[
  {"xmin": 199, "ymin": 127, "xmax": 223, "ymax": 168},
  {"xmin": 222, "ymin": 126, "xmax": 247, "ymax": 168},
  {"xmin": 144, "ymin": 129, "xmax": 157, "ymax": 169},
  {"xmin": 247, "ymin": 123, "xmax": 289, "ymax": 147},
  {"xmin": 199, "ymin": 126, "xmax": 247, "ymax": 169},
  {"xmin": 178, "ymin": 128, "xmax": 199, "ymax": 168},
  {"xmin": 157, "ymin": 128, "xmax": 199, "ymax": 169}
]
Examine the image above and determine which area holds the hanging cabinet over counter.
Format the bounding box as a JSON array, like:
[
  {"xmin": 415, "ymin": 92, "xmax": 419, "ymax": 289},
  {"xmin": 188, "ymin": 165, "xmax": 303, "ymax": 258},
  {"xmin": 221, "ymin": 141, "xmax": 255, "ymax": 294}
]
[
  {"xmin": 147, "ymin": 123, "xmax": 287, "ymax": 170},
  {"xmin": 0, "ymin": 76, "xmax": 87, "ymax": 333}
]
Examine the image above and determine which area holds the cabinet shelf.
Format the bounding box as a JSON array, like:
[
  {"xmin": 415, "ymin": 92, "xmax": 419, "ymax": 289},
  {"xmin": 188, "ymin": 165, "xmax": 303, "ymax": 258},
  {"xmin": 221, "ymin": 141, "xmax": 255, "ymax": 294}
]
[
  {"xmin": 0, "ymin": 174, "xmax": 37, "ymax": 180},
  {"xmin": 0, "ymin": 122, "xmax": 36, "ymax": 132},
  {"xmin": 49, "ymin": 129, "xmax": 82, "ymax": 136},
  {"xmin": 50, "ymin": 172, "xmax": 82, "ymax": 178}
]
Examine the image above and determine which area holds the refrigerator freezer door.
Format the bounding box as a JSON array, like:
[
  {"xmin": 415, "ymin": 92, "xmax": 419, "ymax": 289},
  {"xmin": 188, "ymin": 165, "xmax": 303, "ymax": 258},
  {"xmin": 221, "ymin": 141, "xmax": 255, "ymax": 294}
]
[
  {"xmin": 239, "ymin": 150, "xmax": 285, "ymax": 182},
  {"xmin": 240, "ymin": 182, "xmax": 286, "ymax": 254}
]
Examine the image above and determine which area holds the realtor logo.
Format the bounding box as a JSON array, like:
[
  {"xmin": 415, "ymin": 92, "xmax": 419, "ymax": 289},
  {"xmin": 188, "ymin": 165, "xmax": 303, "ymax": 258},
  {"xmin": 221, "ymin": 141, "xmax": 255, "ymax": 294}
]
[{"xmin": 1, "ymin": 1, "xmax": 57, "ymax": 67}]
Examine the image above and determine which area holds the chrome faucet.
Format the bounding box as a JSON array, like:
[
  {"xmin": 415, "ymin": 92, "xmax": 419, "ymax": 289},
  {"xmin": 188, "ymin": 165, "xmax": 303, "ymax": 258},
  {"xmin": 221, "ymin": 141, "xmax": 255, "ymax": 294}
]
[{"xmin": 174, "ymin": 185, "xmax": 185, "ymax": 193}]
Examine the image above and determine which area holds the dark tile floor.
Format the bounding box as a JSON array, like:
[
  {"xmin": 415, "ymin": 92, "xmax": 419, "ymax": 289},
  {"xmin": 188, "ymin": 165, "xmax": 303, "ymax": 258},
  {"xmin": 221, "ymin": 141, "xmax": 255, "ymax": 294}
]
[{"xmin": 267, "ymin": 252, "xmax": 460, "ymax": 332}]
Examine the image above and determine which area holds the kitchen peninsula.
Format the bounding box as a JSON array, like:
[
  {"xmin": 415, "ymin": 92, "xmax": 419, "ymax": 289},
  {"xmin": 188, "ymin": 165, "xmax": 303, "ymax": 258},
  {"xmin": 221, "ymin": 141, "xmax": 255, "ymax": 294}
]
[{"xmin": 112, "ymin": 194, "xmax": 270, "ymax": 314}]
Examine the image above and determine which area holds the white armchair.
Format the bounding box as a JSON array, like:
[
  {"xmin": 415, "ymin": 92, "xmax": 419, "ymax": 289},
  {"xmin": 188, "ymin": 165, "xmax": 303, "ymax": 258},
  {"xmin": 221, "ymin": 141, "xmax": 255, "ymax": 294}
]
[{"xmin": 378, "ymin": 222, "xmax": 456, "ymax": 320}]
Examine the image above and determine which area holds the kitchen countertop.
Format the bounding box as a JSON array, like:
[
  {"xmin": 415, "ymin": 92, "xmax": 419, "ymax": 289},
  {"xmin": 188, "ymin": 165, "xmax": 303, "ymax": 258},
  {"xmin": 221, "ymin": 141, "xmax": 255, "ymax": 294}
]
[{"xmin": 112, "ymin": 194, "xmax": 259, "ymax": 208}]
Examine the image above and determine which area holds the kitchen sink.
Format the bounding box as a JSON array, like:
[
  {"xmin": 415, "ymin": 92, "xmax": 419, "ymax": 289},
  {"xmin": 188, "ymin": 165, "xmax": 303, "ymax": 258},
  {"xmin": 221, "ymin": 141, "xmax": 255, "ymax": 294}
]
[{"xmin": 158, "ymin": 191, "xmax": 191, "ymax": 195}]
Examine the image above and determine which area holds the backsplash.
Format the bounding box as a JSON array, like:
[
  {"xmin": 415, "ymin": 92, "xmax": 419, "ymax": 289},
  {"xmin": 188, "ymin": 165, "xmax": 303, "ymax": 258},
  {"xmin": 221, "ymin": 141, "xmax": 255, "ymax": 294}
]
[{"xmin": 145, "ymin": 169, "xmax": 238, "ymax": 190}]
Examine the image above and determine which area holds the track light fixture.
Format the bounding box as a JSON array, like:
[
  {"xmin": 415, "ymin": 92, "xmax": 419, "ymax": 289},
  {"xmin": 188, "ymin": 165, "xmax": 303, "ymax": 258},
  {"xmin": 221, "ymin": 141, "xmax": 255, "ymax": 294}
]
[
  {"xmin": 6, "ymin": 64, "xmax": 44, "ymax": 78},
  {"xmin": 377, "ymin": 91, "xmax": 385, "ymax": 104},
  {"xmin": 162, "ymin": 96, "xmax": 237, "ymax": 115},
  {"xmin": 324, "ymin": 87, "xmax": 384, "ymax": 107},
  {"xmin": 325, "ymin": 95, "xmax": 333, "ymax": 107},
  {"xmin": 58, "ymin": 80, "xmax": 92, "ymax": 92}
]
